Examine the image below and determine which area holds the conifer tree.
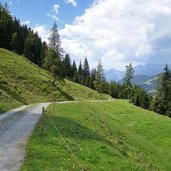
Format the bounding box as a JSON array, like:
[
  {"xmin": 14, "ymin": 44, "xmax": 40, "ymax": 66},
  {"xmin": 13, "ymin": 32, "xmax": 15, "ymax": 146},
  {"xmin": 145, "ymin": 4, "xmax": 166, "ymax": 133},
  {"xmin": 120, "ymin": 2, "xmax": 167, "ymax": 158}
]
[
  {"xmin": 89, "ymin": 69, "xmax": 96, "ymax": 89},
  {"xmin": 71, "ymin": 60, "xmax": 78, "ymax": 82},
  {"xmin": 94, "ymin": 60, "xmax": 105, "ymax": 92},
  {"xmin": 108, "ymin": 81, "xmax": 120, "ymax": 98},
  {"xmin": 123, "ymin": 63, "xmax": 134, "ymax": 99},
  {"xmin": 153, "ymin": 65, "xmax": 171, "ymax": 116},
  {"xmin": 24, "ymin": 32, "xmax": 36, "ymax": 62},
  {"xmin": 43, "ymin": 22, "xmax": 63, "ymax": 84},
  {"xmin": 78, "ymin": 61, "xmax": 83, "ymax": 84},
  {"xmin": 0, "ymin": 3, "xmax": 12, "ymax": 49},
  {"xmin": 132, "ymin": 86, "xmax": 151, "ymax": 109},
  {"xmin": 63, "ymin": 54, "xmax": 72, "ymax": 78},
  {"xmin": 48, "ymin": 22, "xmax": 63, "ymax": 54},
  {"xmin": 43, "ymin": 48, "xmax": 63, "ymax": 84},
  {"xmin": 40, "ymin": 41, "xmax": 48, "ymax": 67},
  {"xmin": 83, "ymin": 57, "xmax": 90, "ymax": 86},
  {"xmin": 11, "ymin": 32, "xmax": 19, "ymax": 53}
]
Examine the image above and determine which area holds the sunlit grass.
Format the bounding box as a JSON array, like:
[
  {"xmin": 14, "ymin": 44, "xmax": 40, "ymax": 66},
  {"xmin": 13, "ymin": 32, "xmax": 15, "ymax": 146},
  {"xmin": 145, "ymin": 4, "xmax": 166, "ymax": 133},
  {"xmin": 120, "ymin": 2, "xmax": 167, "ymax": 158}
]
[{"xmin": 22, "ymin": 100, "xmax": 171, "ymax": 170}]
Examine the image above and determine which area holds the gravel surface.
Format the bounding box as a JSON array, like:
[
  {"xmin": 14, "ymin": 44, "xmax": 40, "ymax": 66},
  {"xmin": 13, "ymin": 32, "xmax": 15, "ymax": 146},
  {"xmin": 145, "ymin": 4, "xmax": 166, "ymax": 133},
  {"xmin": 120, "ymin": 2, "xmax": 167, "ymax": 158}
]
[{"xmin": 0, "ymin": 103, "xmax": 51, "ymax": 171}]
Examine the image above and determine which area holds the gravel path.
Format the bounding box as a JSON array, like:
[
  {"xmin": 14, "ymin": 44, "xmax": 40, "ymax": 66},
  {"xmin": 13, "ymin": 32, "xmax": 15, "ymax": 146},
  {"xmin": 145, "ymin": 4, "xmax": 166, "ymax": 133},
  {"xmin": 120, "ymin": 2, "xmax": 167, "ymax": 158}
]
[
  {"xmin": 0, "ymin": 100, "xmax": 113, "ymax": 171},
  {"xmin": 0, "ymin": 103, "xmax": 51, "ymax": 171}
]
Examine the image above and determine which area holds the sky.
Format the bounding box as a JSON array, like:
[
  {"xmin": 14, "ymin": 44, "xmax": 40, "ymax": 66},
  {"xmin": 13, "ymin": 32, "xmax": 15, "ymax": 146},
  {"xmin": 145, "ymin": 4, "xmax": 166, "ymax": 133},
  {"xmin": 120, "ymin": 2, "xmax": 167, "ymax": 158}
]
[{"xmin": 1, "ymin": 0, "xmax": 171, "ymax": 71}]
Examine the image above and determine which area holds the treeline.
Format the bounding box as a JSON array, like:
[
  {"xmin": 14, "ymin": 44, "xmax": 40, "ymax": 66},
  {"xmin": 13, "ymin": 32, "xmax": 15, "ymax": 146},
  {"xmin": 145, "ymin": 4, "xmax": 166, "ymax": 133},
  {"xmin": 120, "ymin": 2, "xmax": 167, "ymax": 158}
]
[
  {"xmin": 62, "ymin": 54, "xmax": 171, "ymax": 117},
  {"xmin": 152, "ymin": 65, "xmax": 171, "ymax": 117},
  {"xmin": 62, "ymin": 58, "xmax": 152, "ymax": 110},
  {"xmin": 0, "ymin": 3, "xmax": 45, "ymax": 66},
  {"xmin": 1, "ymin": 3, "xmax": 171, "ymax": 117}
]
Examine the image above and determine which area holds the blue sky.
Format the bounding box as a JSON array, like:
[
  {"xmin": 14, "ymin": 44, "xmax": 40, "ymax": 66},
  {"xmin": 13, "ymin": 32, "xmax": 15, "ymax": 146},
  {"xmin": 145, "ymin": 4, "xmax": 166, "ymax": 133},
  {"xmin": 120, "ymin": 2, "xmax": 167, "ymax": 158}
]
[
  {"xmin": 0, "ymin": 0, "xmax": 93, "ymax": 28},
  {"xmin": 1, "ymin": 0, "xmax": 171, "ymax": 70}
]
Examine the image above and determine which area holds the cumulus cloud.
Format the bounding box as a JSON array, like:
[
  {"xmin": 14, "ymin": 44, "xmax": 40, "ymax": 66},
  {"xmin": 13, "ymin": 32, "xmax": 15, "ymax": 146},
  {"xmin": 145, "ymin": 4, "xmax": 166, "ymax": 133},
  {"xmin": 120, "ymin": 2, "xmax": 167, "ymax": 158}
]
[
  {"xmin": 65, "ymin": 0, "xmax": 77, "ymax": 7},
  {"xmin": 60, "ymin": 0, "xmax": 171, "ymax": 70},
  {"xmin": 33, "ymin": 25, "xmax": 50, "ymax": 42}
]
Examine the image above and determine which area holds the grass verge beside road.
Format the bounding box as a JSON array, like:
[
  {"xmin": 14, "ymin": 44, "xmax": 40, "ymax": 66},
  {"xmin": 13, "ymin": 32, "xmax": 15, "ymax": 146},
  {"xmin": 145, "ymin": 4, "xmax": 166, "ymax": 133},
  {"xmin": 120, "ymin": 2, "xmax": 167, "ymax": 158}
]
[{"xmin": 21, "ymin": 100, "xmax": 171, "ymax": 171}]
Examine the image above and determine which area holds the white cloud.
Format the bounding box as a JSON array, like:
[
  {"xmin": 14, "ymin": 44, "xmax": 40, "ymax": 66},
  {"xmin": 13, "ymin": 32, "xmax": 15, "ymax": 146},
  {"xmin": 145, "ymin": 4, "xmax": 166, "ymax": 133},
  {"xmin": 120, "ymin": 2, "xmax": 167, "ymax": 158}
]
[
  {"xmin": 33, "ymin": 25, "xmax": 50, "ymax": 43},
  {"xmin": 47, "ymin": 13, "xmax": 59, "ymax": 21},
  {"xmin": 65, "ymin": 0, "xmax": 77, "ymax": 7},
  {"xmin": 60, "ymin": 0, "xmax": 171, "ymax": 70},
  {"xmin": 53, "ymin": 4, "xmax": 60, "ymax": 14},
  {"xmin": 21, "ymin": 20, "xmax": 30, "ymax": 25},
  {"xmin": 135, "ymin": 44, "xmax": 152, "ymax": 57},
  {"xmin": 47, "ymin": 4, "xmax": 60, "ymax": 21}
]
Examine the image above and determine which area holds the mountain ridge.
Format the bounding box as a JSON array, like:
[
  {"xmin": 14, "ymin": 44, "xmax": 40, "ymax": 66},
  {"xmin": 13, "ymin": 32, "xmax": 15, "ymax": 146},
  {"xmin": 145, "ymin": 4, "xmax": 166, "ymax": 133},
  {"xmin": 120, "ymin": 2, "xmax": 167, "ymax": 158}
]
[
  {"xmin": 105, "ymin": 63, "xmax": 171, "ymax": 93},
  {"xmin": 105, "ymin": 63, "xmax": 171, "ymax": 82}
]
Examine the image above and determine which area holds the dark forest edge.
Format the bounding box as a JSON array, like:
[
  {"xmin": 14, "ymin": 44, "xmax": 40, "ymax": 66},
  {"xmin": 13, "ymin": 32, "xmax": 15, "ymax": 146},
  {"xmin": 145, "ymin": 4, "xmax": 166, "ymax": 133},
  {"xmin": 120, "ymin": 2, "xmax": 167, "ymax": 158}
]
[{"xmin": 0, "ymin": 3, "xmax": 171, "ymax": 117}]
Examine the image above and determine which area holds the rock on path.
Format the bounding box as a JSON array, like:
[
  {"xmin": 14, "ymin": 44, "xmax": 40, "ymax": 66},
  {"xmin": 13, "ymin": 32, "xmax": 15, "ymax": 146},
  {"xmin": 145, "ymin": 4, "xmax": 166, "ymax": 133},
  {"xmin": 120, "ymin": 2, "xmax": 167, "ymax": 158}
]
[{"xmin": 0, "ymin": 103, "xmax": 51, "ymax": 171}]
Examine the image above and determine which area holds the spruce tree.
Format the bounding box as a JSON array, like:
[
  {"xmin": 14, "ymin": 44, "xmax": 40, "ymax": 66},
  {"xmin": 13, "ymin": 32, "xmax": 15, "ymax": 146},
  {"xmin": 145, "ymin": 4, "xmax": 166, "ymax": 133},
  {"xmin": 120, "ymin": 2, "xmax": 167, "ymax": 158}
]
[
  {"xmin": 43, "ymin": 22, "xmax": 63, "ymax": 84},
  {"xmin": 43, "ymin": 48, "xmax": 63, "ymax": 84},
  {"xmin": 63, "ymin": 54, "xmax": 72, "ymax": 78},
  {"xmin": 94, "ymin": 60, "xmax": 105, "ymax": 92},
  {"xmin": 123, "ymin": 63, "xmax": 134, "ymax": 100},
  {"xmin": 153, "ymin": 65, "xmax": 171, "ymax": 116},
  {"xmin": 78, "ymin": 61, "xmax": 83, "ymax": 84},
  {"xmin": 132, "ymin": 86, "xmax": 151, "ymax": 109},
  {"xmin": 48, "ymin": 22, "xmax": 63, "ymax": 54},
  {"xmin": 0, "ymin": 3, "xmax": 12, "ymax": 49},
  {"xmin": 40, "ymin": 41, "xmax": 48, "ymax": 67},
  {"xmin": 24, "ymin": 32, "xmax": 36, "ymax": 63},
  {"xmin": 89, "ymin": 69, "xmax": 96, "ymax": 89},
  {"xmin": 108, "ymin": 81, "xmax": 120, "ymax": 98},
  {"xmin": 83, "ymin": 57, "xmax": 90, "ymax": 86},
  {"xmin": 71, "ymin": 60, "xmax": 78, "ymax": 82},
  {"xmin": 11, "ymin": 32, "xmax": 19, "ymax": 53}
]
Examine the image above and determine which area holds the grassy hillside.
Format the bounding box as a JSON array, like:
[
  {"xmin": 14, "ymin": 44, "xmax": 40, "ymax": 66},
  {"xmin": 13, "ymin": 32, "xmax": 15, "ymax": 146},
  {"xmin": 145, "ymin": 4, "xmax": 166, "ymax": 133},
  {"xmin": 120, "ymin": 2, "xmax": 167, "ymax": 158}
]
[
  {"xmin": 0, "ymin": 48, "xmax": 111, "ymax": 113},
  {"xmin": 22, "ymin": 100, "xmax": 171, "ymax": 171}
]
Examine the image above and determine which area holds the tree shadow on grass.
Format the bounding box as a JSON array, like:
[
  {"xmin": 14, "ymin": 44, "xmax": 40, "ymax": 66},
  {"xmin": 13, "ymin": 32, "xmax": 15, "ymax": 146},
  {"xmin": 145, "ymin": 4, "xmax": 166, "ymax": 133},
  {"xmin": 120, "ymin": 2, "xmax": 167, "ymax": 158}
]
[{"xmin": 48, "ymin": 115, "xmax": 112, "ymax": 146}]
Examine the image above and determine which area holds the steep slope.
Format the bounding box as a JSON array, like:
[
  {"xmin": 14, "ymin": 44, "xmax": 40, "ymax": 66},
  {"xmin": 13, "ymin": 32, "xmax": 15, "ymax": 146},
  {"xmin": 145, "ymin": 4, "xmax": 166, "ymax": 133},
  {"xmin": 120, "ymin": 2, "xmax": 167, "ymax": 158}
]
[
  {"xmin": 22, "ymin": 100, "xmax": 171, "ymax": 170},
  {"xmin": 0, "ymin": 48, "xmax": 111, "ymax": 113}
]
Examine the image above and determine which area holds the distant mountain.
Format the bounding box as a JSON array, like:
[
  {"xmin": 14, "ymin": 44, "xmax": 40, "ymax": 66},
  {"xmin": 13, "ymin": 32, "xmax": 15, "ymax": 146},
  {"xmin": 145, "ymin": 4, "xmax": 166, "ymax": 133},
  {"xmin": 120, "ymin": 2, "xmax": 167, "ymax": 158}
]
[
  {"xmin": 118, "ymin": 74, "xmax": 151, "ymax": 85},
  {"xmin": 118, "ymin": 74, "xmax": 158, "ymax": 94},
  {"xmin": 105, "ymin": 63, "xmax": 171, "ymax": 94},
  {"xmin": 139, "ymin": 75, "xmax": 158, "ymax": 94},
  {"xmin": 134, "ymin": 63, "xmax": 171, "ymax": 76},
  {"xmin": 105, "ymin": 63, "xmax": 171, "ymax": 82},
  {"xmin": 104, "ymin": 68, "xmax": 124, "ymax": 82}
]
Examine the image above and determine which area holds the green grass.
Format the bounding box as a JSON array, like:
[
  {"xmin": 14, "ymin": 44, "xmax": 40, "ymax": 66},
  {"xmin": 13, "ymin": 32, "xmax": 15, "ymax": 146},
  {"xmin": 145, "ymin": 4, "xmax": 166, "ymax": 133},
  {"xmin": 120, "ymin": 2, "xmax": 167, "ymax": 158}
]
[
  {"xmin": 21, "ymin": 100, "xmax": 171, "ymax": 171},
  {"xmin": 0, "ymin": 48, "xmax": 111, "ymax": 113}
]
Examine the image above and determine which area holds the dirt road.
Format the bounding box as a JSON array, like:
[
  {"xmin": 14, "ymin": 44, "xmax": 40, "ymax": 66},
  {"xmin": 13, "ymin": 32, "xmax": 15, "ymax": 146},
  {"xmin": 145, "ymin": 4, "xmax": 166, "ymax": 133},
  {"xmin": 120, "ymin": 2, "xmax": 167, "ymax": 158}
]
[{"xmin": 0, "ymin": 103, "xmax": 51, "ymax": 171}]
